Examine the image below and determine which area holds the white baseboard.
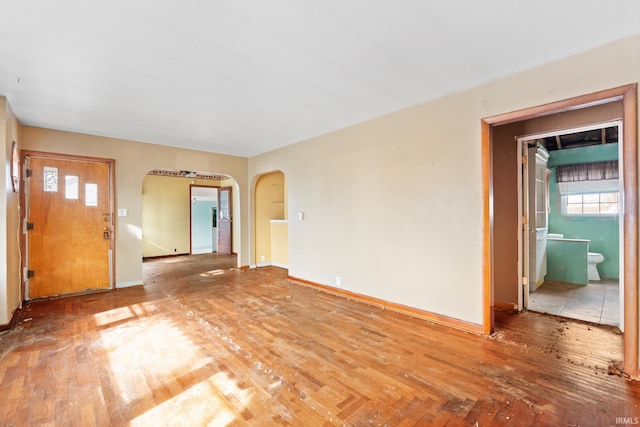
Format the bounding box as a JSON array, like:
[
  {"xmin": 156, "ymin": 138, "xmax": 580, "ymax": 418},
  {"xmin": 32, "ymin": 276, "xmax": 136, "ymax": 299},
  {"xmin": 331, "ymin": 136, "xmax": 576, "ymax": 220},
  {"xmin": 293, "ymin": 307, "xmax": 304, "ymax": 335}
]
[{"xmin": 116, "ymin": 281, "xmax": 143, "ymax": 288}]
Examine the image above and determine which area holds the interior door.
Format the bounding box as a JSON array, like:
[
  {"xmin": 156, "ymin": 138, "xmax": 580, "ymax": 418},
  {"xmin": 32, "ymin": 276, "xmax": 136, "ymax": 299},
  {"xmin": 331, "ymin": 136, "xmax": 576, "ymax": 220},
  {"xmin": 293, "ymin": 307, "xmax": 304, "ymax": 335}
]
[
  {"xmin": 530, "ymin": 145, "xmax": 550, "ymax": 292},
  {"xmin": 26, "ymin": 155, "xmax": 113, "ymax": 298},
  {"xmin": 517, "ymin": 139, "xmax": 530, "ymax": 310},
  {"xmin": 527, "ymin": 144, "xmax": 538, "ymax": 295},
  {"xmin": 217, "ymin": 186, "xmax": 232, "ymax": 254},
  {"xmin": 518, "ymin": 140, "xmax": 551, "ymax": 309}
]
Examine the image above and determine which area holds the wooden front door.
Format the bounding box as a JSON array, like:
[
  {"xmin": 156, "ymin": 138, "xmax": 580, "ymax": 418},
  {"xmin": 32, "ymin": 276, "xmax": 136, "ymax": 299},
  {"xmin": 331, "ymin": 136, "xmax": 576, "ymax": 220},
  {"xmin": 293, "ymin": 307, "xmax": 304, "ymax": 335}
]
[
  {"xmin": 25, "ymin": 154, "xmax": 114, "ymax": 298},
  {"xmin": 217, "ymin": 186, "xmax": 232, "ymax": 254}
]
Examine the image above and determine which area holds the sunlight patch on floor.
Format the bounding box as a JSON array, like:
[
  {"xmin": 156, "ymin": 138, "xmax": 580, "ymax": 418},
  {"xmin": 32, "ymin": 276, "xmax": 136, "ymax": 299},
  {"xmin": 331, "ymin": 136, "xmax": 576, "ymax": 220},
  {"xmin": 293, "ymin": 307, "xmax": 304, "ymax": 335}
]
[
  {"xmin": 94, "ymin": 303, "xmax": 158, "ymax": 327},
  {"xmin": 94, "ymin": 306, "xmax": 136, "ymax": 326},
  {"xmin": 98, "ymin": 316, "xmax": 212, "ymax": 405},
  {"xmin": 130, "ymin": 373, "xmax": 243, "ymax": 426},
  {"xmin": 201, "ymin": 269, "xmax": 225, "ymax": 277}
]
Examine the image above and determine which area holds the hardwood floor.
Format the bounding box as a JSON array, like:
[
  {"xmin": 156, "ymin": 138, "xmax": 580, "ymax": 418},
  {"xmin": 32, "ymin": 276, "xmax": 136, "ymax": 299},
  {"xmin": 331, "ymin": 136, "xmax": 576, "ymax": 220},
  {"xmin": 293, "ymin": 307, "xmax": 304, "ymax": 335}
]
[{"xmin": 1, "ymin": 253, "xmax": 638, "ymax": 426}]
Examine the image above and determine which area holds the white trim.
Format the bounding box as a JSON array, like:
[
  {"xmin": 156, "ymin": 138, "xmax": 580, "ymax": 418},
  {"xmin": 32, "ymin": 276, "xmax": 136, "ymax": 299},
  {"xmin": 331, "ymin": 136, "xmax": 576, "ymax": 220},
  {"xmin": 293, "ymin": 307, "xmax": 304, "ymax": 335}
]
[
  {"xmin": 516, "ymin": 139, "xmax": 523, "ymax": 310},
  {"xmin": 116, "ymin": 281, "xmax": 143, "ymax": 288},
  {"xmin": 271, "ymin": 262, "xmax": 288, "ymax": 269},
  {"xmin": 617, "ymin": 122, "xmax": 625, "ymax": 332}
]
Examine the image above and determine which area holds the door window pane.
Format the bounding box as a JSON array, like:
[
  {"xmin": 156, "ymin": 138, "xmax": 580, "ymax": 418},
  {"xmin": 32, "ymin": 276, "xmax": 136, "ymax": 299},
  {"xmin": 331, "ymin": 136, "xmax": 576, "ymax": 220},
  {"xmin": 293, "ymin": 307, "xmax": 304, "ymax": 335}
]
[
  {"xmin": 85, "ymin": 183, "xmax": 98, "ymax": 206},
  {"xmin": 44, "ymin": 167, "xmax": 58, "ymax": 192},
  {"xmin": 220, "ymin": 190, "xmax": 230, "ymax": 219},
  {"xmin": 65, "ymin": 175, "xmax": 79, "ymax": 199}
]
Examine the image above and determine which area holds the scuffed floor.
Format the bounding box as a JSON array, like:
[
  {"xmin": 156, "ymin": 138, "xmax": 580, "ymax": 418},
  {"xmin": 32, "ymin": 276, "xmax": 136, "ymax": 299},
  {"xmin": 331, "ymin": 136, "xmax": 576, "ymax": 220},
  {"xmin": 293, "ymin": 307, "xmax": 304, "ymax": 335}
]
[{"xmin": 0, "ymin": 253, "xmax": 638, "ymax": 425}]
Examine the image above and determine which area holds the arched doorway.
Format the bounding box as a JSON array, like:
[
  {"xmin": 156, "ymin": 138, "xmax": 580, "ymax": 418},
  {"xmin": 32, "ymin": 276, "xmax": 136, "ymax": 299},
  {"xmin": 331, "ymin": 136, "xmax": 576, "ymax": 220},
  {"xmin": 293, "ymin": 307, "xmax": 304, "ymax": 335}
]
[
  {"xmin": 141, "ymin": 169, "xmax": 240, "ymax": 261},
  {"xmin": 254, "ymin": 171, "xmax": 288, "ymax": 268}
]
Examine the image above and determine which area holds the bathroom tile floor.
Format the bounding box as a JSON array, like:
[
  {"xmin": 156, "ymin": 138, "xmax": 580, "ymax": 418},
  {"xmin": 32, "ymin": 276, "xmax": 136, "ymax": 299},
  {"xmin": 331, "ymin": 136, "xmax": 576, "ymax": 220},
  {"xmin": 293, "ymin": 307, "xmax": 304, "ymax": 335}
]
[{"xmin": 528, "ymin": 278, "xmax": 620, "ymax": 327}]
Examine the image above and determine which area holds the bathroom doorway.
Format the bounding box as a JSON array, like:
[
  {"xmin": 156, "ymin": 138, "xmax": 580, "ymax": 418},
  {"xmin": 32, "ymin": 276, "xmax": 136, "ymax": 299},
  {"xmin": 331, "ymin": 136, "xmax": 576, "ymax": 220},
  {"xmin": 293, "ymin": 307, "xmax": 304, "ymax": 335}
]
[
  {"xmin": 517, "ymin": 123, "xmax": 622, "ymax": 327},
  {"xmin": 482, "ymin": 84, "xmax": 638, "ymax": 378}
]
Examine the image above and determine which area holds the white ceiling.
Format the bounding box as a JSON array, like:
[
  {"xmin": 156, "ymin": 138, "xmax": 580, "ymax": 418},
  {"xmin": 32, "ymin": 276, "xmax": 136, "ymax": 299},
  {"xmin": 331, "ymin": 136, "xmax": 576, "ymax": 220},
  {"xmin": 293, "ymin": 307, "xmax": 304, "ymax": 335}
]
[{"xmin": 2, "ymin": 1, "xmax": 640, "ymax": 157}]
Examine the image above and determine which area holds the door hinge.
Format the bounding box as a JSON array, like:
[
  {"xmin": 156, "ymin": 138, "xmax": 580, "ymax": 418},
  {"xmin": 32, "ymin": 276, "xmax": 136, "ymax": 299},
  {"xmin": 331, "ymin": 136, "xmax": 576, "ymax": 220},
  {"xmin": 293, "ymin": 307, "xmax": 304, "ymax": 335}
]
[
  {"xmin": 521, "ymin": 155, "xmax": 527, "ymax": 165},
  {"xmin": 522, "ymin": 216, "xmax": 528, "ymax": 225},
  {"xmin": 25, "ymin": 169, "xmax": 33, "ymax": 178},
  {"xmin": 27, "ymin": 270, "xmax": 35, "ymax": 279},
  {"xmin": 522, "ymin": 276, "xmax": 528, "ymax": 285},
  {"xmin": 26, "ymin": 222, "xmax": 34, "ymax": 231}
]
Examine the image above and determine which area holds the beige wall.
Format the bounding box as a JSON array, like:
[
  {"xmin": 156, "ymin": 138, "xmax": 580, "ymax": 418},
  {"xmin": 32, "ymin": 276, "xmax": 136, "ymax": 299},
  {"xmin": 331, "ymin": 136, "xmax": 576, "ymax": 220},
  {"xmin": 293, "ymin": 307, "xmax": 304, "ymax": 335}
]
[
  {"xmin": 21, "ymin": 127, "xmax": 249, "ymax": 287},
  {"xmin": 249, "ymin": 34, "xmax": 640, "ymax": 326},
  {"xmin": 270, "ymin": 221, "xmax": 288, "ymax": 267},
  {"xmin": 0, "ymin": 98, "xmax": 21, "ymax": 325},
  {"xmin": 254, "ymin": 171, "xmax": 286, "ymax": 265}
]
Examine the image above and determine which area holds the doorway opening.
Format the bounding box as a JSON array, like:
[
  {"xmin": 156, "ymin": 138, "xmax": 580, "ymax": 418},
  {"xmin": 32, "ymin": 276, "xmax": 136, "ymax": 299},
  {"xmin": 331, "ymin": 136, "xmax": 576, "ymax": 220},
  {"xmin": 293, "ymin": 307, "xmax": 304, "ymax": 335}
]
[
  {"xmin": 482, "ymin": 84, "xmax": 638, "ymax": 378},
  {"xmin": 517, "ymin": 123, "xmax": 622, "ymax": 328},
  {"xmin": 141, "ymin": 169, "xmax": 238, "ymax": 261},
  {"xmin": 190, "ymin": 186, "xmax": 218, "ymax": 254}
]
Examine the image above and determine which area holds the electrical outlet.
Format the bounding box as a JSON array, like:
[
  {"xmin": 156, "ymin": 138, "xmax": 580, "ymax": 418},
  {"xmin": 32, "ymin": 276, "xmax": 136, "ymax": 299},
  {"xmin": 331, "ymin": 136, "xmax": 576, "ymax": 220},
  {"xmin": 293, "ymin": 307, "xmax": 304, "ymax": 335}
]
[
  {"xmin": 260, "ymin": 255, "xmax": 265, "ymax": 262},
  {"xmin": 336, "ymin": 276, "xmax": 341, "ymax": 286}
]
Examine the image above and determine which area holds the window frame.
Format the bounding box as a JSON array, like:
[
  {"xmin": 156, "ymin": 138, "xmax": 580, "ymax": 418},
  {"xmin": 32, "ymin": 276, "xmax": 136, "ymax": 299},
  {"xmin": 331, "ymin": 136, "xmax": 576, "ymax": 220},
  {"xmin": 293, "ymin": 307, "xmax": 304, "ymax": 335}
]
[{"xmin": 561, "ymin": 191, "xmax": 620, "ymax": 217}]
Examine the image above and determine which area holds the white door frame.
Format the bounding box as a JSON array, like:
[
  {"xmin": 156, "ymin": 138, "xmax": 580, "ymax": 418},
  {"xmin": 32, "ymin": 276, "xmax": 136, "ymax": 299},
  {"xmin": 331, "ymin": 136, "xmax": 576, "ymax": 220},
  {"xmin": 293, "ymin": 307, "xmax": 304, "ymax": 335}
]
[
  {"xmin": 515, "ymin": 120, "xmax": 623, "ymax": 326},
  {"xmin": 516, "ymin": 138, "xmax": 529, "ymax": 311}
]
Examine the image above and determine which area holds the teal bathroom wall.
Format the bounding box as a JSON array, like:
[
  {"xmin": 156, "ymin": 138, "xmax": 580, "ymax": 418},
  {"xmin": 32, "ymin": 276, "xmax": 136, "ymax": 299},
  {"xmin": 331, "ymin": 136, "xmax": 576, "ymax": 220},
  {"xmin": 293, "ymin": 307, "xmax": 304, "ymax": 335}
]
[
  {"xmin": 546, "ymin": 239, "xmax": 589, "ymax": 285},
  {"xmin": 192, "ymin": 200, "xmax": 217, "ymax": 252},
  {"xmin": 547, "ymin": 143, "xmax": 619, "ymax": 278}
]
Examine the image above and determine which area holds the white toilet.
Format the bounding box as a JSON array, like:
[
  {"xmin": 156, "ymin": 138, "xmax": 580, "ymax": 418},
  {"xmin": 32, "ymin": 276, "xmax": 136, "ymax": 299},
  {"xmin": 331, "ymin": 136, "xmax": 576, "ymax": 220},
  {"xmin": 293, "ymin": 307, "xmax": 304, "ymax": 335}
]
[{"xmin": 588, "ymin": 252, "xmax": 605, "ymax": 281}]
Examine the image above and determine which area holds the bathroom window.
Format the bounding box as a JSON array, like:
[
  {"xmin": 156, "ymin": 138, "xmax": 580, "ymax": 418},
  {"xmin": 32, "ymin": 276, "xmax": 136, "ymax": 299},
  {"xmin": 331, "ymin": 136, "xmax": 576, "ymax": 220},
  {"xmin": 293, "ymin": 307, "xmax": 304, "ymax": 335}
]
[{"xmin": 562, "ymin": 192, "xmax": 619, "ymax": 216}]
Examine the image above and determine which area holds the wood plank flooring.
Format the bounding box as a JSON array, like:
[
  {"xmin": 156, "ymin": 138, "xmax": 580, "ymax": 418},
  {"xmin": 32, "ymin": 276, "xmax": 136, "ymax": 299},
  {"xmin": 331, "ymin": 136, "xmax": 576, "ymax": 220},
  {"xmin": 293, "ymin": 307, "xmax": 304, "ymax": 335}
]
[{"xmin": 1, "ymin": 253, "xmax": 638, "ymax": 426}]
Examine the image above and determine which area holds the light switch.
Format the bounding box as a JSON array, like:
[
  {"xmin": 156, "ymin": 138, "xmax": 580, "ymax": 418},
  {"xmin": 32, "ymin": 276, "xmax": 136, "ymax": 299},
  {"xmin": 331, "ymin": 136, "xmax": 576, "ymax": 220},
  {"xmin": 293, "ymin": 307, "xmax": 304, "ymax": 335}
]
[
  {"xmin": 117, "ymin": 209, "xmax": 128, "ymax": 217},
  {"xmin": 298, "ymin": 211, "xmax": 304, "ymax": 221}
]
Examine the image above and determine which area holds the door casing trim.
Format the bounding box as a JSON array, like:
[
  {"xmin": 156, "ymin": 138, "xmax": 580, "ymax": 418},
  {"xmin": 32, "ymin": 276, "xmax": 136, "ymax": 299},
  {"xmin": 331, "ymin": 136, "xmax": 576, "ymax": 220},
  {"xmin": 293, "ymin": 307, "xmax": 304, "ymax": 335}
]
[{"xmin": 481, "ymin": 84, "xmax": 638, "ymax": 378}]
